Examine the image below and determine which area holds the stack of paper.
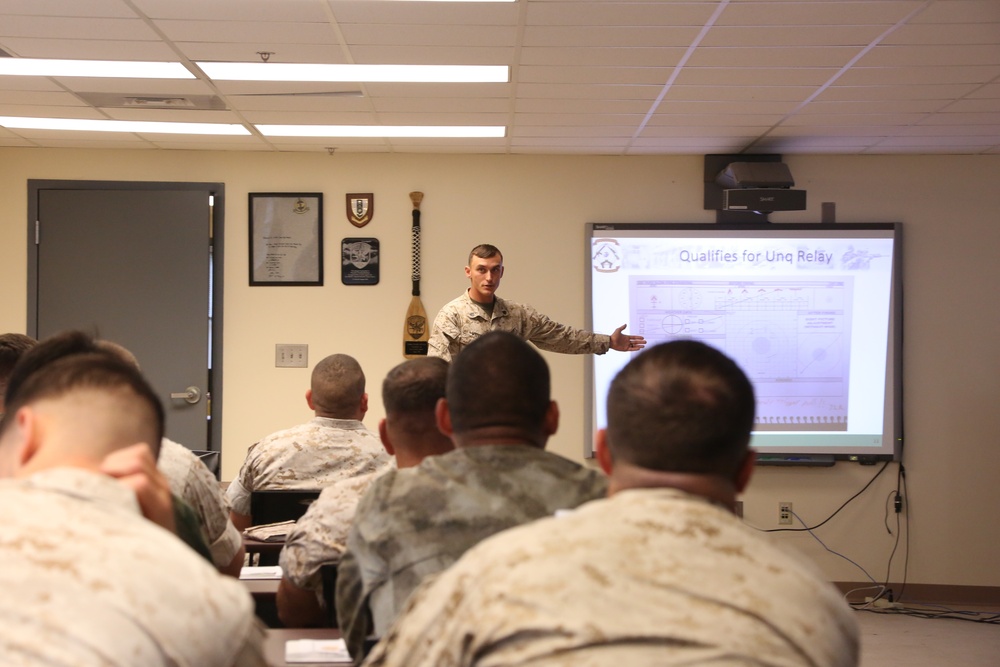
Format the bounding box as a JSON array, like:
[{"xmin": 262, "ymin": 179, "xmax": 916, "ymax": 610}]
[
  {"xmin": 239, "ymin": 565, "xmax": 283, "ymax": 580},
  {"xmin": 285, "ymin": 638, "xmax": 351, "ymax": 663}
]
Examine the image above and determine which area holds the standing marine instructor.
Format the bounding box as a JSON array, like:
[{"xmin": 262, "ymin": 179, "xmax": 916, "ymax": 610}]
[{"xmin": 428, "ymin": 244, "xmax": 646, "ymax": 361}]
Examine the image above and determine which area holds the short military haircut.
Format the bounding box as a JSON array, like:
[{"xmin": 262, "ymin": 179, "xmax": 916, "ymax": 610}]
[
  {"xmin": 606, "ymin": 340, "xmax": 755, "ymax": 479},
  {"xmin": 3, "ymin": 330, "xmax": 98, "ymax": 409},
  {"xmin": 310, "ymin": 353, "xmax": 366, "ymax": 417},
  {"xmin": 0, "ymin": 350, "xmax": 165, "ymax": 451},
  {"xmin": 446, "ymin": 331, "xmax": 550, "ymax": 436},
  {"xmin": 1, "ymin": 333, "xmax": 38, "ymax": 380},
  {"xmin": 382, "ymin": 357, "xmax": 449, "ymax": 416},
  {"xmin": 468, "ymin": 243, "xmax": 502, "ymax": 265}
]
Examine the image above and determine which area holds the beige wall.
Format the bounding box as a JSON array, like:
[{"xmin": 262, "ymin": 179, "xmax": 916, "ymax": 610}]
[{"xmin": 2, "ymin": 147, "xmax": 998, "ymax": 589}]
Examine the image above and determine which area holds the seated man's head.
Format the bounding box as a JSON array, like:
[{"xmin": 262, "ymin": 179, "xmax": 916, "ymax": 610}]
[
  {"xmin": 0, "ymin": 339, "xmax": 164, "ymax": 477},
  {"xmin": 308, "ymin": 354, "xmax": 367, "ymax": 420},
  {"xmin": 0, "ymin": 333, "xmax": 38, "ymax": 415},
  {"xmin": 600, "ymin": 339, "xmax": 755, "ymax": 487},
  {"xmin": 379, "ymin": 357, "xmax": 453, "ymax": 466},
  {"xmin": 440, "ymin": 331, "xmax": 557, "ymax": 448}
]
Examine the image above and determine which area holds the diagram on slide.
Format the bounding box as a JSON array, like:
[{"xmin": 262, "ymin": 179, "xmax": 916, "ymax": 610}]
[{"xmin": 629, "ymin": 277, "xmax": 853, "ymax": 431}]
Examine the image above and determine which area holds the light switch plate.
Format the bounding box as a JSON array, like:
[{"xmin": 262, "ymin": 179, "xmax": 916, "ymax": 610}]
[{"xmin": 275, "ymin": 344, "xmax": 308, "ymax": 368}]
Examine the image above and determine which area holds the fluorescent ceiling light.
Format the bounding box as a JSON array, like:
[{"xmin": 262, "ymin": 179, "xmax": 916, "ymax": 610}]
[
  {"xmin": 257, "ymin": 124, "xmax": 506, "ymax": 138},
  {"xmin": 0, "ymin": 117, "xmax": 249, "ymax": 135},
  {"xmin": 197, "ymin": 62, "xmax": 508, "ymax": 83},
  {"xmin": 0, "ymin": 58, "xmax": 193, "ymax": 79}
]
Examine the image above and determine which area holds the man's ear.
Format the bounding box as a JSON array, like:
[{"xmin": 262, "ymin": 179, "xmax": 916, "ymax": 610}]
[
  {"xmin": 464, "ymin": 265, "xmax": 472, "ymax": 279},
  {"xmin": 359, "ymin": 392, "xmax": 369, "ymax": 418},
  {"xmin": 378, "ymin": 418, "xmax": 395, "ymax": 457},
  {"xmin": 305, "ymin": 389, "xmax": 315, "ymax": 411},
  {"xmin": 543, "ymin": 400, "xmax": 559, "ymax": 437},
  {"xmin": 594, "ymin": 429, "xmax": 614, "ymax": 476},
  {"xmin": 13, "ymin": 406, "xmax": 42, "ymax": 468},
  {"xmin": 435, "ymin": 398, "xmax": 453, "ymax": 437}
]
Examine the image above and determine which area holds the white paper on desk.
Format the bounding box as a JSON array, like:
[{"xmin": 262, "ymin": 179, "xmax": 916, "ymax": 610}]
[
  {"xmin": 285, "ymin": 638, "xmax": 351, "ymax": 663},
  {"xmin": 239, "ymin": 565, "xmax": 283, "ymax": 580}
]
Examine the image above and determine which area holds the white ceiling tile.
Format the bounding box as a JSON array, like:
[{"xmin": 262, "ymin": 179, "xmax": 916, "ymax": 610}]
[
  {"xmin": 674, "ymin": 67, "xmax": 839, "ymax": 87},
  {"xmin": 0, "ymin": 15, "xmax": 158, "ymax": 41},
  {"xmin": 0, "ymin": 0, "xmax": 135, "ymax": 19},
  {"xmin": 716, "ymin": 1, "xmax": 922, "ymax": 26},
  {"xmin": 0, "ymin": 90, "xmax": 81, "ymax": 105},
  {"xmin": 525, "ymin": 2, "xmax": 716, "ymax": 28},
  {"xmin": 910, "ymin": 0, "xmax": 1000, "ymax": 24},
  {"xmin": 520, "ymin": 46, "xmax": 686, "ymax": 68},
  {"xmin": 517, "ymin": 66, "xmax": 673, "ymax": 85},
  {"xmin": 328, "ymin": 1, "xmax": 518, "ymax": 26},
  {"xmin": 0, "ymin": 38, "xmax": 178, "ymax": 60},
  {"xmin": 883, "ymin": 22, "xmax": 1000, "ymax": 46},
  {"xmin": 341, "ymin": 23, "xmax": 516, "ymax": 48},
  {"xmin": 0, "ymin": 0, "xmax": 997, "ymax": 155},
  {"xmin": 523, "ymin": 26, "xmax": 700, "ymax": 49},
  {"xmin": 156, "ymin": 20, "xmax": 336, "ymax": 44},
  {"xmin": 135, "ymin": 0, "xmax": 329, "ymax": 22},
  {"xmin": 702, "ymin": 26, "xmax": 888, "ymax": 48},
  {"xmin": 835, "ymin": 65, "xmax": 1000, "ymax": 86},
  {"xmin": 346, "ymin": 45, "xmax": 514, "ymax": 64},
  {"xmin": 857, "ymin": 44, "xmax": 1000, "ymax": 67},
  {"xmin": 817, "ymin": 84, "xmax": 983, "ymax": 101},
  {"xmin": 688, "ymin": 46, "xmax": 862, "ymax": 68}
]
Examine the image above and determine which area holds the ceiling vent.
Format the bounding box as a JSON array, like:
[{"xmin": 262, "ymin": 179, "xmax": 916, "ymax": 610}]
[{"xmin": 77, "ymin": 92, "xmax": 227, "ymax": 110}]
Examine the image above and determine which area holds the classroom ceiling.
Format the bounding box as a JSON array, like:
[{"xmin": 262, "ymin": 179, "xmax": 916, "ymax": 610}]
[{"xmin": 0, "ymin": 0, "xmax": 998, "ymax": 155}]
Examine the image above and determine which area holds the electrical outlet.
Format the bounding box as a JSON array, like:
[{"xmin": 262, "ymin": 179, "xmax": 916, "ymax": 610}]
[
  {"xmin": 275, "ymin": 344, "xmax": 308, "ymax": 368},
  {"xmin": 778, "ymin": 501, "xmax": 793, "ymax": 525}
]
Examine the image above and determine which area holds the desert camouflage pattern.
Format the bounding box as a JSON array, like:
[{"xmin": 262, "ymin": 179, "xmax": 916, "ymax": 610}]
[
  {"xmin": 366, "ymin": 488, "xmax": 860, "ymax": 667},
  {"xmin": 428, "ymin": 290, "xmax": 612, "ymax": 361},
  {"xmin": 337, "ymin": 445, "xmax": 608, "ymax": 659},
  {"xmin": 0, "ymin": 468, "xmax": 266, "ymax": 667},
  {"xmin": 280, "ymin": 468, "xmax": 386, "ymax": 596},
  {"xmin": 158, "ymin": 437, "xmax": 242, "ymax": 570},
  {"xmin": 226, "ymin": 417, "xmax": 389, "ymax": 515}
]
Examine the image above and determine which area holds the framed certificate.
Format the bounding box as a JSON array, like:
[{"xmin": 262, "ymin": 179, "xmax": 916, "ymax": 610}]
[{"xmin": 249, "ymin": 193, "xmax": 323, "ymax": 286}]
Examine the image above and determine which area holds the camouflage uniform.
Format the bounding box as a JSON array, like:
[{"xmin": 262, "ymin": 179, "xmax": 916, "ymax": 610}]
[
  {"xmin": 0, "ymin": 468, "xmax": 266, "ymax": 667},
  {"xmin": 428, "ymin": 290, "xmax": 612, "ymax": 361},
  {"xmin": 366, "ymin": 487, "xmax": 860, "ymax": 667},
  {"xmin": 336, "ymin": 445, "xmax": 608, "ymax": 660},
  {"xmin": 226, "ymin": 417, "xmax": 390, "ymax": 516},
  {"xmin": 279, "ymin": 468, "xmax": 386, "ymax": 599},
  {"xmin": 158, "ymin": 437, "xmax": 242, "ymax": 570}
]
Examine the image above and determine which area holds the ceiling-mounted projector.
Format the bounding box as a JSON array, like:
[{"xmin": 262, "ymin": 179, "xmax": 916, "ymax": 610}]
[{"xmin": 715, "ymin": 161, "xmax": 806, "ymax": 212}]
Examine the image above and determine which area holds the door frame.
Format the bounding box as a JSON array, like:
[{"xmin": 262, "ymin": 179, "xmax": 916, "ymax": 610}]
[{"xmin": 26, "ymin": 179, "xmax": 226, "ymax": 454}]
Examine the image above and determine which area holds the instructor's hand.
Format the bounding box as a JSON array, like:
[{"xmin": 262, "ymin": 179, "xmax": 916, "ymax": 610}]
[{"xmin": 610, "ymin": 324, "xmax": 646, "ymax": 352}]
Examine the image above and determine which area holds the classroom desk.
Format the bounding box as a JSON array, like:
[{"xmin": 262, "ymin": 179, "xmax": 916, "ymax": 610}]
[
  {"xmin": 264, "ymin": 628, "xmax": 348, "ymax": 666},
  {"xmin": 241, "ymin": 568, "xmax": 281, "ymax": 628},
  {"xmin": 244, "ymin": 535, "xmax": 285, "ymax": 566}
]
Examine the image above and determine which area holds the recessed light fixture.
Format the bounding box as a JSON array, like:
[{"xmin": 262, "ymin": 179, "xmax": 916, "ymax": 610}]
[
  {"xmin": 0, "ymin": 58, "xmax": 194, "ymax": 79},
  {"xmin": 0, "ymin": 116, "xmax": 249, "ymax": 135},
  {"xmin": 196, "ymin": 62, "xmax": 509, "ymax": 83},
  {"xmin": 257, "ymin": 124, "xmax": 506, "ymax": 138}
]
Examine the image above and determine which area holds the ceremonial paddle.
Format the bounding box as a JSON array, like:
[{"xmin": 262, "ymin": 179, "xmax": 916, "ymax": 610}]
[{"xmin": 403, "ymin": 191, "xmax": 430, "ymax": 358}]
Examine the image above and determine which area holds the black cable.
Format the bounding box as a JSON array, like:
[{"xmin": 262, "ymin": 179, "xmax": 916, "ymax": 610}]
[
  {"xmin": 764, "ymin": 460, "xmax": 891, "ymax": 533},
  {"xmin": 895, "ymin": 465, "xmax": 910, "ymax": 602},
  {"xmin": 856, "ymin": 606, "xmax": 1000, "ymax": 625}
]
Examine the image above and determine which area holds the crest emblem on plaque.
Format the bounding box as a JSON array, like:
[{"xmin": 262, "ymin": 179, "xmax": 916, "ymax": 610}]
[
  {"xmin": 407, "ymin": 315, "xmax": 427, "ymax": 339},
  {"xmin": 346, "ymin": 193, "xmax": 374, "ymax": 227}
]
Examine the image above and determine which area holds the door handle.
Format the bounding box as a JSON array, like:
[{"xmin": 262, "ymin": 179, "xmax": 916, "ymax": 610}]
[{"xmin": 170, "ymin": 386, "xmax": 201, "ymax": 405}]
